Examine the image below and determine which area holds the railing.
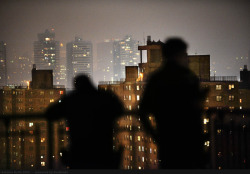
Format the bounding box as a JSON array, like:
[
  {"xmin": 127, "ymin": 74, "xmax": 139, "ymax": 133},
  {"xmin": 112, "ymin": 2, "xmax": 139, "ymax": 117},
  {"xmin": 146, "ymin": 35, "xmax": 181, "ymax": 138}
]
[
  {"xmin": 98, "ymin": 80, "xmax": 125, "ymax": 85},
  {"xmin": 1, "ymin": 109, "xmax": 250, "ymax": 169},
  {"xmin": 210, "ymin": 76, "xmax": 238, "ymax": 82}
]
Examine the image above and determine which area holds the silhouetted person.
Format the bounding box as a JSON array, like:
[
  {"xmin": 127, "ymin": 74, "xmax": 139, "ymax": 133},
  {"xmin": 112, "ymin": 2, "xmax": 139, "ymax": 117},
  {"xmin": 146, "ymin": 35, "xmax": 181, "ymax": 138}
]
[
  {"xmin": 46, "ymin": 75, "xmax": 124, "ymax": 169},
  {"xmin": 140, "ymin": 38, "xmax": 208, "ymax": 169}
]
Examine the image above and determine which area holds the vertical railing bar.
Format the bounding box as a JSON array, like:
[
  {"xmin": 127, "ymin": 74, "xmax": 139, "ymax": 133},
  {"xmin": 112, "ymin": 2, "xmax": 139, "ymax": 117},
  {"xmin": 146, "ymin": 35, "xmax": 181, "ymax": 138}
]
[
  {"xmin": 35, "ymin": 122, "xmax": 41, "ymax": 169},
  {"xmin": 48, "ymin": 120, "xmax": 54, "ymax": 169},
  {"xmin": 5, "ymin": 118, "xmax": 10, "ymax": 169}
]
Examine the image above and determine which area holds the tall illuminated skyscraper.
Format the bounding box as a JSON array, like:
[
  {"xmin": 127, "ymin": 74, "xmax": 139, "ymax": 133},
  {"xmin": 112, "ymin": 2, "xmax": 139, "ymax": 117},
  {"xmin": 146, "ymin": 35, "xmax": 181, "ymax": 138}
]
[
  {"xmin": 0, "ymin": 41, "xmax": 7, "ymax": 86},
  {"xmin": 97, "ymin": 39, "xmax": 116, "ymax": 82},
  {"xmin": 113, "ymin": 35, "xmax": 140, "ymax": 81},
  {"xmin": 34, "ymin": 29, "xmax": 60, "ymax": 85},
  {"xmin": 66, "ymin": 37, "xmax": 93, "ymax": 88}
]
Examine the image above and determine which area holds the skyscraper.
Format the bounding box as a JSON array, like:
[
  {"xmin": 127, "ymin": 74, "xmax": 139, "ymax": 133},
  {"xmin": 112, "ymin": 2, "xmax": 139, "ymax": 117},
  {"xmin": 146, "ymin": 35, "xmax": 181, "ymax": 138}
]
[
  {"xmin": 0, "ymin": 41, "xmax": 7, "ymax": 86},
  {"xmin": 34, "ymin": 29, "xmax": 60, "ymax": 85},
  {"xmin": 17, "ymin": 53, "xmax": 33, "ymax": 85},
  {"xmin": 113, "ymin": 35, "xmax": 140, "ymax": 81},
  {"xmin": 97, "ymin": 39, "xmax": 115, "ymax": 82},
  {"xmin": 66, "ymin": 37, "xmax": 93, "ymax": 88}
]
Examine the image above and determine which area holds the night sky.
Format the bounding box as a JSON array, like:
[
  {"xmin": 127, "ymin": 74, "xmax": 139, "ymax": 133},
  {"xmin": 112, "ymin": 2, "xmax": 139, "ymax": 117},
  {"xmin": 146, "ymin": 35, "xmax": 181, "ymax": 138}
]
[{"xmin": 1, "ymin": 0, "xmax": 250, "ymax": 85}]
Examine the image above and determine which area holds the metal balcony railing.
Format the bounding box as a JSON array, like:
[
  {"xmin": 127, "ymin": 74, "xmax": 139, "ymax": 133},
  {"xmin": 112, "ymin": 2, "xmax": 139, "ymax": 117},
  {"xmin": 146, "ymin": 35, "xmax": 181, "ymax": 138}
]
[{"xmin": 0, "ymin": 108, "xmax": 250, "ymax": 169}]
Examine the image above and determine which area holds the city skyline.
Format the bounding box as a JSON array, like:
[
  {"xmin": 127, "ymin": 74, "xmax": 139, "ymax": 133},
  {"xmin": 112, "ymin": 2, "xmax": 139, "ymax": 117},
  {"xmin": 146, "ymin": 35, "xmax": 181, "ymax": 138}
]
[
  {"xmin": 1, "ymin": 28, "xmax": 250, "ymax": 170},
  {"xmin": 0, "ymin": 0, "xmax": 250, "ymax": 86}
]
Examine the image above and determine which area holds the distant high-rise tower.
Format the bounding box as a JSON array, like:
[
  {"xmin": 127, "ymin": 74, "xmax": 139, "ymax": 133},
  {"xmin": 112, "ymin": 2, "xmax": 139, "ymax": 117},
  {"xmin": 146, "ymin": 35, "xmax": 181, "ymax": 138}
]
[
  {"xmin": 113, "ymin": 35, "xmax": 140, "ymax": 81},
  {"xmin": 66, "ymin": 37, "xmax": 93, "ymax": 88},
  {"xmin": 97, "ymin": 39, "xmax": 116, "ymax": 82},
  {"xmin": 0, "ymin": 41, "xmax": 7, "ymax": 86},
  {"xmin": 34, "ymin": 29, "xmax": 60, "ymax": 85},
  {"xmin": 16, "ymin": 53, "xmax": 33, "ymax": 85}
]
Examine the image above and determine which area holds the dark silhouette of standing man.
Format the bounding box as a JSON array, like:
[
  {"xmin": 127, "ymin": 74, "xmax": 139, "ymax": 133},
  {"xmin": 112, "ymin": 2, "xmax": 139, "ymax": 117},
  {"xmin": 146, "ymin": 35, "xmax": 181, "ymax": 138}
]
[
  {"xmin": 46, "ymin": 75, "xmax": 124, "ymax": 169},
  {"xmin": 140, "ymin": 38, "xmax": 207, "ymax": 169}
]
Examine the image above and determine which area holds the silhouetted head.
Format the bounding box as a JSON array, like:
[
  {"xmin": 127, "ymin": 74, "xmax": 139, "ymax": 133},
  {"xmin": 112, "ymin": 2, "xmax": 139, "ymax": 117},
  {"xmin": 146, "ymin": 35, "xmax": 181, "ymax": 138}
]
[
  {"xmin": 74, "ymin": 75, "xmax": 94, "ymax": 92},
  {"xmin": 163, "ymin": 38, "xmax": 188, "ymax": 67}
]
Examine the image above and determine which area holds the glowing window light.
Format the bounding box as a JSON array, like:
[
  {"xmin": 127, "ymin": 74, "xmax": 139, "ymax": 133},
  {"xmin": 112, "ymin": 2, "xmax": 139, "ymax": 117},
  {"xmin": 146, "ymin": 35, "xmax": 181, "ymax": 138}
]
[{"xmin": 203, "ymin": 118, "xmax": 209, "ymax": 125}]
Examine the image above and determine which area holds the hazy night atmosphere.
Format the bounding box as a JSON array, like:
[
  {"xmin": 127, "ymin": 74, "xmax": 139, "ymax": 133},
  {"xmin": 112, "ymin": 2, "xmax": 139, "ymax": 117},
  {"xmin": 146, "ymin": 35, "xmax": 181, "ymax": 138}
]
[
  {"xmin": 1, "ymin": 0, "xmax": 250, "ymax": 171},
  {"xmin": 0, "ymin": 0, "xmax": 250, "ymax": 85}
]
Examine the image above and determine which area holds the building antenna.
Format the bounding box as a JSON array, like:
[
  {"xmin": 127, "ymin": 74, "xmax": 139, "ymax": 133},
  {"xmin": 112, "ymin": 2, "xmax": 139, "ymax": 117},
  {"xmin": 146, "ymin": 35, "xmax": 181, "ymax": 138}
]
[{"xmin": 143, "ymin": 32, "xmax": 145, "ymax": 45}]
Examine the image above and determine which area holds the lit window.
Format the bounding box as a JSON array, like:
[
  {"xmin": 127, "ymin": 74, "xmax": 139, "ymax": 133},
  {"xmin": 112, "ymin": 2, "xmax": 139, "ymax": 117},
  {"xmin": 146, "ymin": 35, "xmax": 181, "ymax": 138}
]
[
  {"xmin": 66, "ymin": 127, "xmax": 70, "ymax": 131},
  {"xmin": 240, "ymin": 106, "xmax": 242, "ymax": 110},
  {"xmin": 138, "ymin": 146, "xmax": 141, "ymax": 152},
  {"xmin": 137, "ymin": 85, "xmax": 140, "ymax": 90},
  {"xmin": 138, "ymin": 166, "xmax": 141, "ymax": 170},
  {"xmin": 128, "ymin": 105, "xmax": 132, "ymax": 110},
  {"xmin": 130, "ymin": 146, "xmax": 132, "ymax": 151},
  {"xmin": 60, "ymin": 152, "xmax": 62, "ymax": 157},
  {"xmin": 138, "ymin": 136, "xmax": 141, "ymax": 141},
  {"xmin": 128, "ymin": 85, "xmax": 131, "ymax": 90},
  {"xmin": 29, "ymin": 123, "xmax": 33, "ymax": 127},
  {"xmin": 203, "ymin": 118, "xmax": 209, "ymax": 125},
  {"xmin": 205, "ymin": 98, "xmax": 209, "ymax": 103},
  {"xmin": 150, "ymin": 148, "xmax": 152, "ymax": 153},
  {"xmin": 129, "ymin": 95, "xmax": 131, "ymax": 100},
  {"xmin": 50, "ymin": 99, "xmax": 54, "ymax": 103},
  {"xmin": 204, "ymin": 141, "xmax": 210, "ymax": 147},
  {"xmin": 216, "ymin": 96, "xmax": 222, "ymax": 102},
  {"xmin": 240, "ymin": 99, "xmax": 242, "ymax": 103},
  {"xmin": 142, "ymin": 146, "xmax": 144, "ymax": 152},
  {"xmin": 41, "ymin": 162, "xmax": 45, "ymax": 166},
  {"xmin": 45, "ymin": 38, "xmax": 50, "ymax": 41},
  {"xmin": 137, "ymin": 95, "xmax": 140, "ymax": 101},
  {"xmin": 149, "ymin": 116, "xmax": 152, "ymax": 121},
  {"xmin": 60, "ymin": 91, "xmax": 64, "ymax": 95},
  {"xmin": 229, "ymin": 84, "xmax": 234, "ymax": 90},
  {"xmin": 41, "ymin": 138, "xmax": 45, "ymax": 143},
  {"xmin": 142, "ymin": 157, "xmax": 145, "ymax": 162},
  {"xmin": 41, "ymin": 156, "xmax": 44, "ymax": 159},
  {"xmin": 229, "ymin": 95, "xmax": 234, "ymax": 101},
  {"xmin": 217, "ymin": 129, "xmax": 222, "ymax": 134},
  {"xmin": 216, "ymin": 85, "xmax": 222, "ymax": 90},
  {"xmin": 130, "ymin": 135, "xmax": 132, "ymax": 141}
]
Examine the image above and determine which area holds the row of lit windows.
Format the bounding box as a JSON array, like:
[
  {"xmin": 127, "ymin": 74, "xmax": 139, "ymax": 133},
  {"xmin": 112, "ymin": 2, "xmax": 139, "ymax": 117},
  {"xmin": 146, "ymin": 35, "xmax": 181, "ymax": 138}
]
[
  {"xmin": 124, "ymin": 85, "xmax": 143, "ymax": 91},
  {"xmin": 215, "ymin": 95, "xmax": 235, "ymax": 102},
  {"xmin": 2, "ymin": 90, "xmax": 63, "ymax": 95},
  {"xmin": 124, "ymin": 156, "xmax": 157, "ymax": 164},
  {"xmin": 126, "ymin": 105, "xmax": 140, "ymax": 110},
  {"xmin": 215, "ymin": 84, "xmax": 235, "ymax": 90},
  {"xmin": 124, "ymin": 95, "xmax": 140, "ymax": 101}
]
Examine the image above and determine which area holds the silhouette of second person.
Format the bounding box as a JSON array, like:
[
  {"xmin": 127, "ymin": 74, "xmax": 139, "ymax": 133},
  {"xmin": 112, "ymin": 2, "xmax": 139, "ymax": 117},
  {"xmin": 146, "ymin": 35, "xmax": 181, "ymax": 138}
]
[
  {"xmin": 140, "ymin": 38, "xmax": 207, "ymax": 169},
  {"xmin": 46, "ymin": 75, "xmax": 124, "ymax": 169}
]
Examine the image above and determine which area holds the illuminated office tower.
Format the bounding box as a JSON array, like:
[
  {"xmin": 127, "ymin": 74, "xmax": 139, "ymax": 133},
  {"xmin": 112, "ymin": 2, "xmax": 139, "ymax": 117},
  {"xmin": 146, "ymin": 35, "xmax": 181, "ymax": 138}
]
[
  {"xmin": 97, "ymin": 39, "xmax": 116, "ymax": 82},
  {"xmin": 34, "ymin": 29, "xmax": 60, "ymax": 85},
  {"xmin": 0, "ymin": 41, "xmax": 7, "ymax": 86},
  {"xmin": 66, "ymin": 37, "xmax": 93, "ymax": 88},
  {"xmin": 113, "ymin": 35, "xmax": 140, "ymax": 81},
  {"xmin": 16, "ymin": 54, "xmax": 33, "ymax": 85}
]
